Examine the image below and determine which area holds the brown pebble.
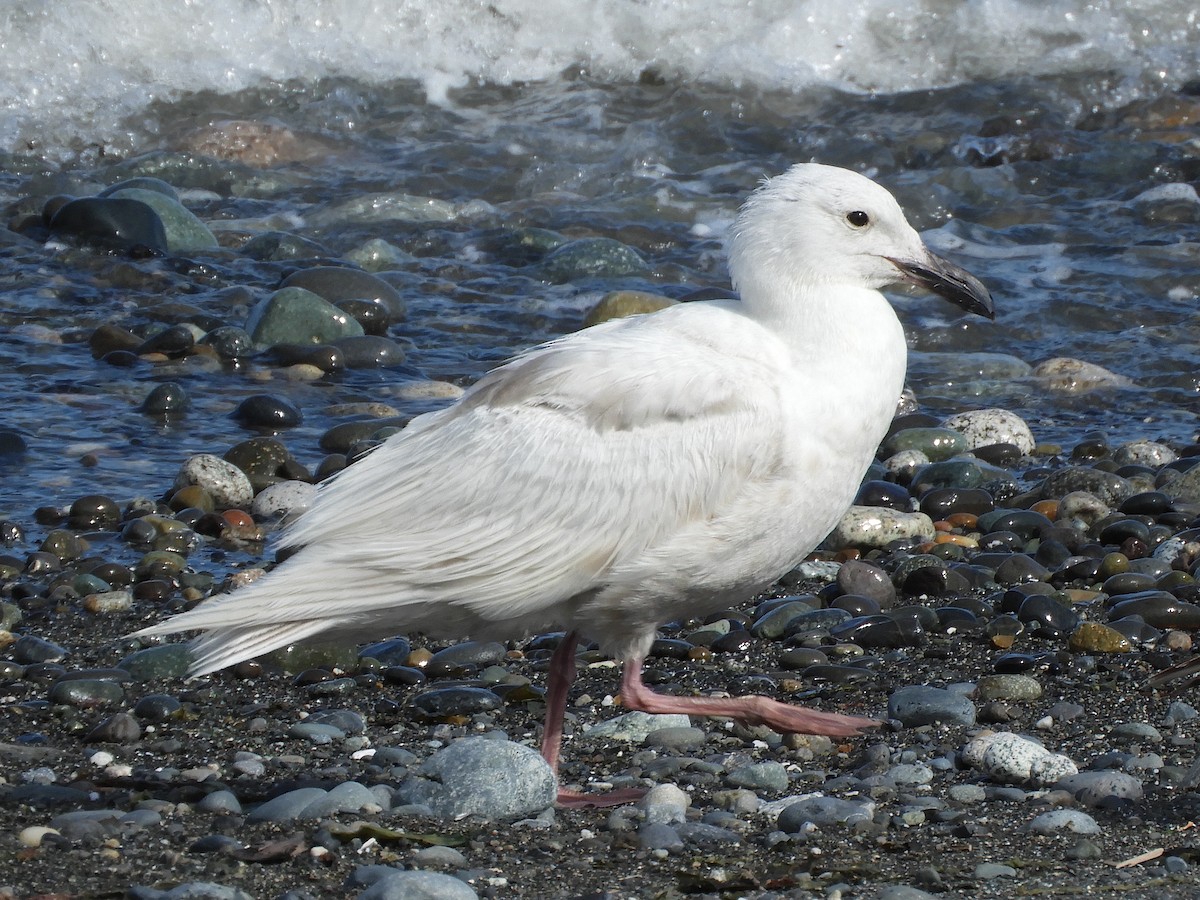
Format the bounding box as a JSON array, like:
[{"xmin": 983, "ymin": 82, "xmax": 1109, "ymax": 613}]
[
  {"xmin": 1032, "ymin": 499, "xmax": 1059, "ymax": 521},
  {"xmin": 407, "ymin": 647, "xmax": 433, "ymax": 668},
  {"xmin": 991, "ymin": 634, "xmax": 1016, "ymax": 650},
  {"xmin": 1162, "ymin": 630, "xmax": 1193, "ymax": 652},
  {"xmin": 1068, "ymin": 621, "xmax": 1132, "ymax": 653}
]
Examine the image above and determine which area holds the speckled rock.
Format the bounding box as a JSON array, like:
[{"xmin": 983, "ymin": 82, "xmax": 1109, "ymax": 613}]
[
  {"xmin": 536, "ymin": 237, "xmax": 646, "ymax": 283},
  {"xmin": 1033, "ymin": 357, "xmax": 1133, "ymax": 391},
  {"xmin": 250, "ymin": 480, "xmax": 318, "ymax": 521},
  {"xmin": 828, "ymin": 506, "xmax": 936, "ymax": 550},
  {"xmin": 173, "ymin": 454, "xmax": 253, "ymax": 509},
  {"xmin": 941, "ymin": 408, "xmax": 1035, "ymax": 454},
  {"xmin": 961, "ymin": 731, "xmax": 1078, "ymax": 786},
  {"xmin": 1026, "ymin": 809, "xmax": 1101, "ymax": 835}
]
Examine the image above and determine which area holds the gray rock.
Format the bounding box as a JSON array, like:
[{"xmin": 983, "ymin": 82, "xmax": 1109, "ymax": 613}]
[
  {"xmin": 1026, "ymin": 809, "xmax": 1101, "ymax": 835},
  {"xmin": 888, "ymin": 685, "xmax": 977, "ymax": 727},
  {"xmin": 640, "ymin": 783, "xmax": 689, "ymax": 825},
  {"xmin": 298, "ymin": 781, "xmax": 382, "ymax": 818},
  {"xmin": 726, "ymin": 761, "xmax": 789, "ymax": 793},
  {"xmin": 246, "ymin": 787, "xmax": 330, "ymax": 823},
  {"xmin": 355, "ymin": 869, "xmax": 478, "ymax": 900},
  {"xmin": 777, "ymin": 795, "xmax": 876, "ymax": 831},
  {"xmin": 1057, "ymin": 770, "xmax": 1144, "ymax": 806},
  {"xmin": 411, "ymin": 845, "xmax": 469, "ymax": 869},
  {"xmin": 583, "ymin": 711, "xmax": 691, "ymax": 742},
  {"xmin": 643, "ymin": 726, "xmax": 707, "ymax": 752},
  {"xmin": 638, "ymin": 821, "xmax": 684, "ymax": 851},
  {"xmin": 396, "ymin": 736, "xmax": 555, "ymax": 819}
]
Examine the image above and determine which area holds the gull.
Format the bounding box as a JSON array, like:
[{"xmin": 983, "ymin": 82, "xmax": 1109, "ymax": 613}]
[{"xmin": 132, "ymin": 163, "xmax": 993, "ymax": 806}]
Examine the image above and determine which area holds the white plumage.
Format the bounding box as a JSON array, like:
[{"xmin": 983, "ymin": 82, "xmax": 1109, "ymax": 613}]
[{"xmin": 133, "ymin": 164, "xmax": 991, "ymax": 804}]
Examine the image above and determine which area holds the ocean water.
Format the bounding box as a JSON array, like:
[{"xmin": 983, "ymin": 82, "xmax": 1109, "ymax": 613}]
[{"xmin": 2, "ymin": 0, "xmax": 1200, "ymax": 522}]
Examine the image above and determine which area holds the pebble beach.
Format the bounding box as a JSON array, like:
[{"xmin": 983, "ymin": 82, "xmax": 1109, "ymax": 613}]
[{"xmin": 4, "ymin": 1, "xmax": 1200, "ymax": 898}]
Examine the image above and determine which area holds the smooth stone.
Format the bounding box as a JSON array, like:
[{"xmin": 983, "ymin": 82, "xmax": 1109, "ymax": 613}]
[
  {"xmin": 136, "ymin": 325, "xmax": 199, "ymax": 357},
  {"xmin": 201, "ymin": 325, "xmax": 255, "ymax": 360},
  {"xmin": 242, "ymin": 230, "xmax": 332, "ymax": 260},
  {"xmin": 726, "ymin": 761, "xmax": 789, "ymax": 793},
  {"xmin": 251, "ymin": 480, "xmax": 317, "ymax": 521},
  {"xmin": 106, "ymin": 187, "xmax": 218, "ymax": 251},
  {"xmin": 942, "ymin": 408, "xmax": 1035, "ymax": 454},
  {"xmin": 114, "ymin": 645, "xmax": 192, "ymax": 681},
  {"xmin": 48, "ymin": 197, "xmax": 168, "ymax": 254},
  {"xmin": 638, "ymin": 821, "xmax": 685, "ymax": 851},
  {"xmin": 1017, "ymin": 594, "xmax": 1078, "ymax": 637},
  {"xmin": 307, "ymin": 708, "xmax": 367, "ymax": 735},
  {"xmin": 98, "ymin": 177, "xmax": 179, "ymax": 200},
  {"xmin": 12, "ymin": 635, "xmax": 68, "ymax": 664},
  {"xmin": 888, "ymin": 685, "xmax": 976, "ymax": 727},
  {"xmin": 84, "ymin": 712, "xmax": 142, "ymax": 744},
  {"xmin": 246, "ymin": 286, "xmax": 366, "ymax": 346},
  {"xmin": 583, "ymin": 290, "xmax": 676, "ymax": 327},
  {"xmin": 408, "ymin": 687, "xmax": 502, "ymax": 720},
  {"xmin": 411, "ymin": 845, "xmax": 470, "ymax": 869},
  {"xmin": 828, "ymin": 506, "xmax": 936, "ymax": 550},
  {"xmin": 974, "ymin": 862, "xmax": 1019, "ymax": 879},
  {"xmin": 976, "ymin": 674, "xmax": 1042, "ymax": 702},
  {"xmin": 298, "ymin": 781, "xmax": 382, "ymax": 818},
  {"xmin": 332, "ymin": 334, "xmax": 407, "ymax": 368},
  {"xmin": 1034, "ymin": 357, "xmax": 1132, "ymax": 392},
  {"xmin": 247, "ymin": 787, "xmax": 330, "ymax": 823},
  {"xmin": 396, "ymin": 736, "xmax": 556, "ymax": 819},
  {"xmin": 356, "ymin": 870, "xmax": 479, "ymax": 900},
  {"xmin": 830, "ymin": 615, "xmax": 923, "ymax": 649},
  {"xmin": 962, "ymin": 732, "xmax": 1078, "ymax": 786},
  {"xmin": 837, "ymin": 559, "xmax": 897, "ymax": 608},
  {"xmin": 1057, "ymin": 770, "xmax": 1144, "ymax": 805},
  {"xmin": 174, "ymin": 454, "xmax": 253, "ymax": 509},
  {"xmin": 783, "ymin": 607, "xmax": 853, "ymax": 637},
  {"xmin": 919, "ymin": 487, "xmax": 995, "ymax": 519},
  {"xmin": 67, "ymin": 494, "xmax": 122, "ymax": 530},
  {"xmin": 132, "ymin": 693, "xmax": 183, "ymax": 721},
  {"xmin": 644, "ymin": 726, "xmax": 707, "ymax": 752},
  {"xmin": 232, "ymin": 394, "xmax": 303, "ymax": 429},
  {"xmin": 777, "ymin": 795, "xmax": 876, "ymax": 831},
  {"xmin": 196, "ymin": 790, "xmax": 243, "ymax": 815},
  {"xmin": 641, "ymin": 783, "xmax": 690, "ymax": 824},
  {"xmin": 751, "ymin": 601, "xmax": 815, "ymax": 639},
  {"xmin": 281, "ymin": 266, "xmax": 407, "ymax": 321},
  {"xmin": 1108, "ymin": 593, "xmax": 1200, "ymax": 629},
  {"xmin": 424, "ymin": 641, "xmax": 507, "ymax": 677},
  {"xmin": 977, "ymin": 509, "xmax": 1054, "ymax": 540},
  {"xmin": 309, "ymin": 190, "xmax": 458, "ymax": 226},
  {"xmin": 48, "ymin": 678, "xmax": 125, "ymax": 708},
  {"xmin": 141, "ymin": 382, "xmax": 189, "ymax": 416},
  {"xmin": 910, "ymin": 459, "xmax": 990, "ymax": 491},
  {"xmin": 854, "ymin": 479, "xmax": 912, "ymax": 511},
  {"xmin": 536, "ymin": 237, "xmax": 647, "ymax": 282},
  {"xmin": 994, "ymin": 555, "xmax": 1051, "ymax": 587},
  {"xmin": 263, "ymin": 342, "xmax": 346, "ymax": 373},
  {"xmin": 583, "ymin": 711, "xmax": 691, "ymax": 742},
  {"xmin": 881, "ymin": 427, "xmax": 969, "ymax": 462},
  {"xmin": 1059, "ymin": 491, "xmax": 1112, "ymax": 525},
  {"xmin": 359, "ymin": 637, "xmax": 413, "ymax": 666},
  {"xmin": 1039, "ymin": 467, "xmax": 1135, "ymax": 507}
]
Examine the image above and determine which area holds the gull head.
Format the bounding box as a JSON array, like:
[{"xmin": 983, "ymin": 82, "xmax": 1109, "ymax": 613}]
[{"xmin": 728, "ymin": 163, "xmax": 993, "ymax": 320}]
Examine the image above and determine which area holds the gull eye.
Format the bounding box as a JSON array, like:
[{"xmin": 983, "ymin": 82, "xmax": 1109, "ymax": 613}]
[{"xmin": 846, "ymin": 210, "xmax": 870, "ymax": 228}]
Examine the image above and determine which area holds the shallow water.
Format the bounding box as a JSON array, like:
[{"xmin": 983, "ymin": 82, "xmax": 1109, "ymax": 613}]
[{"xmin": 2, "ymin": 3, "xmax": 1200, "ymax": 526}]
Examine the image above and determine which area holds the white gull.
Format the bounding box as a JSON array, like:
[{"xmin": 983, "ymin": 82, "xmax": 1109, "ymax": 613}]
[{"xmin": 132, "ymin": 163, "xmax": 993, "ymax": 806}]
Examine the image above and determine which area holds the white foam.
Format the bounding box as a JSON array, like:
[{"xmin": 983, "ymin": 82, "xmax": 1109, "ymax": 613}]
[{"xmin": 3, "ymin": 0, "xmax": 1198, "ymax": 159}]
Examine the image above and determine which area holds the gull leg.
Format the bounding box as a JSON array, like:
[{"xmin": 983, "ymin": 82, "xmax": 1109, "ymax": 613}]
[
  {"xmin": 541, "ymin": 632, "xmax": 646, "ymax": 809},
  {"xmin": 619, "ymin": 657, "xmax": 878, "ymax": 736}
]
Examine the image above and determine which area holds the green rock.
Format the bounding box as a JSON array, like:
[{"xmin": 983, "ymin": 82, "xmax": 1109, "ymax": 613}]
[
  {"xmin": 107, "ymin": 187, "xmax": 218, "ymax": 252},
  {"xmin": 976, "ymin": 674, "xmax": 1043, "ymax": 701},
  {"xmin": 246, "ymin": 286, "xmax": 365, "ymax": 346},
  {"xmin": 266, "ymin": 643, "xmax": 360, "ymax": 674},
  {"xmin": 583, "ymin": 290, "xmax": 676, "ymax": 327},
  {"xmin": 49, "ymin": 678, "xmax": 125, "ymax": 707},
  {"xmin": 881, "ymin": 427, "xmax": 969, "ymax": 462},
  {"xmin": 537, "ymin": 237, "xmax": 646, "ymax": 283},
  {"xmin": 119, "ymin": 644, "xmax": 194, "ymax": 680},
  {"xmin": 281, "ymin": 266, "xmax": 406, "ymax": 322}
]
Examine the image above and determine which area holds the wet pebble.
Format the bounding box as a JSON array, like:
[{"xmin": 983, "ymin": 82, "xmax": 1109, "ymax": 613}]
[
  {"xmin": 232, "ymin": 394, "xmax": 303, "ymax": 429},
  {"xmin": 48, "ymin": 196, "xmax": 168, "ymax": 254},
  {"xmin": 830, "ymin": 506, "xmax": 936, "ymax": 550},
  {"xmin": 246, "ymin": 286, "xmax": 366, "ymax": 346},
  {"xmin": 174, "ymin": 454, "xmax": 253, "ymax": 509}
]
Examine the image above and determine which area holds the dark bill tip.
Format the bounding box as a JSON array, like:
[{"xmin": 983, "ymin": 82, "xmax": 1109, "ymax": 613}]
[{"xmin": 888, "ymin": 253, "xmax": 995, "ymax": 320}]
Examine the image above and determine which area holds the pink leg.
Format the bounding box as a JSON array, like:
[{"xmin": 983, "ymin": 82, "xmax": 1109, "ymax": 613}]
[
  {"xmin": 620, "ymin": 657, "xmax": 879, "ymax": 736},
  {"xmin": 540, "ymin": 632, "xmax": 646, "ymax": 809},
  {"xmin": 539, "ymin": 631, "xmax": 579, "ymax": 774}
]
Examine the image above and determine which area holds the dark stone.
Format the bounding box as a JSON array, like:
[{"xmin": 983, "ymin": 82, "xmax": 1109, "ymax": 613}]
[
  {"xmin": 854, "ymin": 480, "xmax": 911, "ymax": 510},
  {"xmin": 68, "ymin": 495, "xmax": 121, "ymax": 530},
  {"xmin": 233, "ymin": 394, "xmax": 303, "ymax": 429},
  {"xmin": 48, "ymin": 197, "xmax": 168, "ymax": 255}
]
